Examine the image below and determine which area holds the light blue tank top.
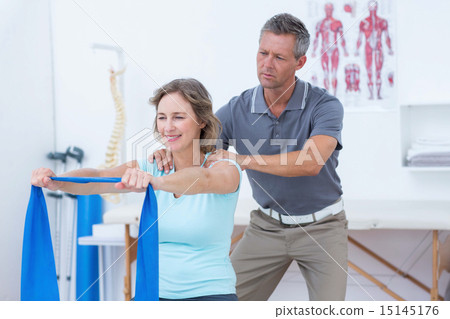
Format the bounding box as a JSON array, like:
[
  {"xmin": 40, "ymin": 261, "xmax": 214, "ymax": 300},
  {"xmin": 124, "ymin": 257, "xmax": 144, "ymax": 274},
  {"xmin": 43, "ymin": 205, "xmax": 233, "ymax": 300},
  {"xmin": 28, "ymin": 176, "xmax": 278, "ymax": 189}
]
[{"xmin": 138, "ymin": 153, "xmax": 241, "ymax": 299}]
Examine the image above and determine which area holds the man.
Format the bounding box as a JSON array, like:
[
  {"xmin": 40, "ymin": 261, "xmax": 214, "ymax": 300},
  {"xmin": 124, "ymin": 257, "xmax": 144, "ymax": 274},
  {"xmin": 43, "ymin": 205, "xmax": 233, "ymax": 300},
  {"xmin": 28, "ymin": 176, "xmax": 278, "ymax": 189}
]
[
  {"xmin": 152, "ymin": 13, "xmax": 347, "ymax": 301},
  {"xmin": 355, "ymin": 1, "xmax": 394, "ymax": 100},
  {"xmin": 311, "ymin": 3, "xmax": 349, "ymax": 96}
]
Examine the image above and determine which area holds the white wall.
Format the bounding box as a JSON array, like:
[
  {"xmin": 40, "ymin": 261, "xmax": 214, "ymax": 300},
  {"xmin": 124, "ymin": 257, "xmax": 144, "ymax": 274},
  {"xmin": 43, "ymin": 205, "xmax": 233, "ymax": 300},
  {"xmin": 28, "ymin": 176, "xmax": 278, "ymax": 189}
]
[
  {"xmin": 339, "ymin": 0, "xmax": 450, "ymax": 201},
  {"xmin": 48, "ymin": 0, "xmax": 450, "ymax": 202},
  {"xmin": 1, "ymin": 0, "xmax": 450, "ymax": 300},
  {"xmin": 0, "ymin": 0, "xmax": 55, "ymax": 300}
]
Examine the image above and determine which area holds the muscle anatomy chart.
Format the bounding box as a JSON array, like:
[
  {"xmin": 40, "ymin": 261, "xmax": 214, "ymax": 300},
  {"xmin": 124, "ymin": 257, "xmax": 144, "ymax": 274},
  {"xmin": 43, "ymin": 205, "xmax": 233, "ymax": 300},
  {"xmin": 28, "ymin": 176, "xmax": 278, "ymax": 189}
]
[{"xmin": 305, "ymin": 0, "xmax": 395, "ymax": 109}]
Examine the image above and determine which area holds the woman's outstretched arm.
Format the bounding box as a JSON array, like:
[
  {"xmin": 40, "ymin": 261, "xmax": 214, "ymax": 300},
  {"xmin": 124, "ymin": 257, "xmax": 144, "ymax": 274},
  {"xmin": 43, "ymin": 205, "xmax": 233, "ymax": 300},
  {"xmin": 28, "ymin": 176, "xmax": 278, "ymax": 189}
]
[
  {"xmin": 31, "ymin": 160, "xmax": 140, "ymax": 195},
  {"xmin": 116, "ymin": 160, "xmax": 240, "ymax": 196}
]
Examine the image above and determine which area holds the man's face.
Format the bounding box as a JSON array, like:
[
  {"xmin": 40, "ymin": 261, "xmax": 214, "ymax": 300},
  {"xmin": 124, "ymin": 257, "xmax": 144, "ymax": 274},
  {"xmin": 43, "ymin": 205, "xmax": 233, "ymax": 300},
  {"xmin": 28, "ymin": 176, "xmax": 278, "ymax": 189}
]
[{"xmin": 257, "ymin": 31, "xmax": 304, "ymax": 90}]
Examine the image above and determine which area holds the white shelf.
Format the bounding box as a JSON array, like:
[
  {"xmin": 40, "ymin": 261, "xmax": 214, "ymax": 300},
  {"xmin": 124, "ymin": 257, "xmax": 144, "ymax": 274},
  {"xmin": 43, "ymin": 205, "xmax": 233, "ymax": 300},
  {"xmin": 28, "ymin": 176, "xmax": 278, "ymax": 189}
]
[
  {"xmin": 402, "ymin": 166, "xmax": 450, "ymax": 172},
  {"xmin": 400, "ymin": 104, "xmax": 450, "ymax": 171},
  {"xmin": 78, "ymin": 236, "xmax": 124, "ymax": 246}
]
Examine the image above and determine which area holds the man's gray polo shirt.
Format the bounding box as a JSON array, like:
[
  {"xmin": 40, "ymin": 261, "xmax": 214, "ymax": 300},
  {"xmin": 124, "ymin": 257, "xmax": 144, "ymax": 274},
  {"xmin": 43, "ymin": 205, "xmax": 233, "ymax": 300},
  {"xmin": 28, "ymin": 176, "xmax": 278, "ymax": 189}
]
[{"xmin": 216, "ymin": 79, "xmax": 343, "ymax": 216}]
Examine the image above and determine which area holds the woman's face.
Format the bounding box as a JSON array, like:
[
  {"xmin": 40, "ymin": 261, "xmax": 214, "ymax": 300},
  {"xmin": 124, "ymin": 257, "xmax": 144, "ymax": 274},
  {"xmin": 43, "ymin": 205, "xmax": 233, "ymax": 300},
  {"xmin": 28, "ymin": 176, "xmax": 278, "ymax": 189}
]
[{"xmin": 156, "ymin": 92, "xmax": 204, "ymax": 154}]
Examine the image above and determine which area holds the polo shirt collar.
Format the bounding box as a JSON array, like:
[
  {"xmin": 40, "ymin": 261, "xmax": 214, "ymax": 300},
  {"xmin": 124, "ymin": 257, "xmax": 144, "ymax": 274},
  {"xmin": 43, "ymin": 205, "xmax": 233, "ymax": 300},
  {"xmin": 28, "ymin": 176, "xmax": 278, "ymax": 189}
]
[{"xmin": 251, "ymin": 77, "xmax": 308, "ymax": 114}]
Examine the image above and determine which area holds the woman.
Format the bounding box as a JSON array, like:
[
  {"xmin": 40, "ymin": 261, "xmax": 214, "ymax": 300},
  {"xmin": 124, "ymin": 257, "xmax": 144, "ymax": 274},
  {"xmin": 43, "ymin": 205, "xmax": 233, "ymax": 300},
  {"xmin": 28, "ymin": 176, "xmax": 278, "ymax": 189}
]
[{"xmin": 31, "ymin": 78, "xmax": 241, "ymax": 301}]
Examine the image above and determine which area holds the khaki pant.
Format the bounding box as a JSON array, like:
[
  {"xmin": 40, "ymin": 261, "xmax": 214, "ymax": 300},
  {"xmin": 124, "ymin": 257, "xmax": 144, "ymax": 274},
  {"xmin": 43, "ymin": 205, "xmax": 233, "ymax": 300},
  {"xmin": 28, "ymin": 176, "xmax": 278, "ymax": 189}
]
[{"xmin": 231, "ymin": 209, "xmax": 348, "ymax": 301}]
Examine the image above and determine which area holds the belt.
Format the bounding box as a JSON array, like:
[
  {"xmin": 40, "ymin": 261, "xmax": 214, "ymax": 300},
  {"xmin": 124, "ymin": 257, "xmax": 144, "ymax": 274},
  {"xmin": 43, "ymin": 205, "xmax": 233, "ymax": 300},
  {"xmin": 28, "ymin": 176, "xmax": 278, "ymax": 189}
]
[{"xmin": 259, "ymin": 198, "xmax": 343, "ymax": 226}]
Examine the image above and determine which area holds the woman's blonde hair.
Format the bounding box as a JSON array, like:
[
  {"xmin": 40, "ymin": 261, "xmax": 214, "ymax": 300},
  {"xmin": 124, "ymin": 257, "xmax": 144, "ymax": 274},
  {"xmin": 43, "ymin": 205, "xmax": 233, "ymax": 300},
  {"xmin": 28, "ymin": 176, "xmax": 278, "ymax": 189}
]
[{"xmin": 149, "ymin": 78, "xmax": 221, "ymax": 154}]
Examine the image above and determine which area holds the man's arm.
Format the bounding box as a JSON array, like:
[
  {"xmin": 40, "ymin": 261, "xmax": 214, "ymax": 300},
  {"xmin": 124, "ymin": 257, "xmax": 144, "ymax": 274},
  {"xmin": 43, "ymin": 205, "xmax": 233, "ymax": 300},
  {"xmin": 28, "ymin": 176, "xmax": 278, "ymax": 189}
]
[
  {"xmin": 207, "ymin": 92, "xmax": 343, "ymax": 177},
  {"xmin": 208, "ymin": 135, "xmax": 337, "ymax": 177}
]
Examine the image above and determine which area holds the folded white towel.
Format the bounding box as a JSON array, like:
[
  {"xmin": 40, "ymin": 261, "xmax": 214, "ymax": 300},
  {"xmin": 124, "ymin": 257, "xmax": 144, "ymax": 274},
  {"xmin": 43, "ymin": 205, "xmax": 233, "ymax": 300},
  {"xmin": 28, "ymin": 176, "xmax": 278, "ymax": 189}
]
[
  {"xmin": 407, "ymin": 152, "xmax": 450, "ymax": 167},
  {"xmin": 408, "ymin": 158, "xmax": 450, "ymax": 167},
  {"xmin": 415, "ymin": 137, "xmax": 450, "ymax": 147},
  {"xmin": 407, "ymin": 147, "xmax": 450, "ymax": 160}
]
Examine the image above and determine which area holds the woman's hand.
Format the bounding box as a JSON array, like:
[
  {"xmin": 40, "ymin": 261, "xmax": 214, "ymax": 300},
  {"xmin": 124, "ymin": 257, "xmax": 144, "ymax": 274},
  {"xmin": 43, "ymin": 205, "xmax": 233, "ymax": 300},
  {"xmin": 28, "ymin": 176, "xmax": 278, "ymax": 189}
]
[
  {"xmin": 115, "ymin": 168, "xmax": 155, "ymax": 192},
  {"xmin": 30, "ymin": 168, "xmax": 61, "ymax": 191}
]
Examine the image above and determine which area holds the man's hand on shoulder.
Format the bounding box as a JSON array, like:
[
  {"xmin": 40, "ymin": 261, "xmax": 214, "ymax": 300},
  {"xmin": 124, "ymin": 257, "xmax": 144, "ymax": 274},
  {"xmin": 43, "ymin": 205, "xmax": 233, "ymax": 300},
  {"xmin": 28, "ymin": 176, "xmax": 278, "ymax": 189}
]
[
  {"xmin": 205, "ymin": 149, "xmax": 247, "ymax": 170},
  {"xmin": 148, "ymin": 148, "xmax": 172, "ymax": 174}
]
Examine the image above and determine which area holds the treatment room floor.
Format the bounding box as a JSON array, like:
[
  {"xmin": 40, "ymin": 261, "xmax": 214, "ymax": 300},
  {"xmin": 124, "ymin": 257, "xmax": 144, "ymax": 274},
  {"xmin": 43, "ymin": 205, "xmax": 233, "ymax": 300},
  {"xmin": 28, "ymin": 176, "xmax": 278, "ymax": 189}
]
[
  {"xmin": 269, "ymin": 230, "xmax": 450, "ymax": 301},
  {"xmin": 269, "ymin": 262, "xmax": 426, "ymax": 301}
]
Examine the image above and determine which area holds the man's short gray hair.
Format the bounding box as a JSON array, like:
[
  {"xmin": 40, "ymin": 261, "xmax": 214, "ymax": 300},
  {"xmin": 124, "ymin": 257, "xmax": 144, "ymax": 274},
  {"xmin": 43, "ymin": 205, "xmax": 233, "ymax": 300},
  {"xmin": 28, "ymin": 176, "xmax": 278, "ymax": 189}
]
[{"xmin": 260, "ymin": 13, "xmax": 310, "ymax": 59}]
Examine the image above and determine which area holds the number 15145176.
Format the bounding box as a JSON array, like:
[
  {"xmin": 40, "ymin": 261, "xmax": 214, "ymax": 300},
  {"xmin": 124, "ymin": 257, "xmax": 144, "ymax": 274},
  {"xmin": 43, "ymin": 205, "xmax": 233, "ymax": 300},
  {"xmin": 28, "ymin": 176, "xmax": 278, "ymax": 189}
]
[{"xmin": 380, "ymin": 305, "xmax": 439, "ymax": 316}]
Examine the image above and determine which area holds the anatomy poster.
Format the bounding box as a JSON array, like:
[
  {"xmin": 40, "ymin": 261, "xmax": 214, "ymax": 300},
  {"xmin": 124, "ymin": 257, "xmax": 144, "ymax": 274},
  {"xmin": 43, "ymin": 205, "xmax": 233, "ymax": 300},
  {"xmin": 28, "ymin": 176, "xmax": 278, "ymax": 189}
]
[{"xmin": 304, "ymin": 0, "xmax": 396, "ymax": 110}]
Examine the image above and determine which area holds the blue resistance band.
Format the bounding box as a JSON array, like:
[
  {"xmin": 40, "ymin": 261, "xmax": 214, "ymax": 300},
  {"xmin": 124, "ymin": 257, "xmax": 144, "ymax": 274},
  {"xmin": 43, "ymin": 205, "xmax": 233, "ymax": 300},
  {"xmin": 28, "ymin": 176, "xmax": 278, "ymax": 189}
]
[
  {"xmin": 51, "ymin": 177, "xmax": 122, "ymax": 184},
  {"xmin": 21, "ymin": 177, "xmax": 159, "ymax": 301}
]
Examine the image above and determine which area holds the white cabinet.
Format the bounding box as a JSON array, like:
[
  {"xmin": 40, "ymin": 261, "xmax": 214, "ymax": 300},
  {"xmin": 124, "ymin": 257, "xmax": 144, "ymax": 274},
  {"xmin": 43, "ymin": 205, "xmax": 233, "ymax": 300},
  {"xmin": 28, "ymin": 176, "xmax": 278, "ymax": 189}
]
[{"xmin": 400, "ymin": 104, "xmax": 450, "ymax": 171}]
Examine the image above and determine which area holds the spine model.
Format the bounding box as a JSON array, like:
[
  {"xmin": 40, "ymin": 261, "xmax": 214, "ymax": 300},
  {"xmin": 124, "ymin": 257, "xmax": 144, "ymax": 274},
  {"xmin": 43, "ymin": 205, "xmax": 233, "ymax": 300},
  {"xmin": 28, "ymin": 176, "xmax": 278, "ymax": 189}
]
[{"xmin": 99, "ymin": 68, "xmax": 126, "ymax": 204}]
